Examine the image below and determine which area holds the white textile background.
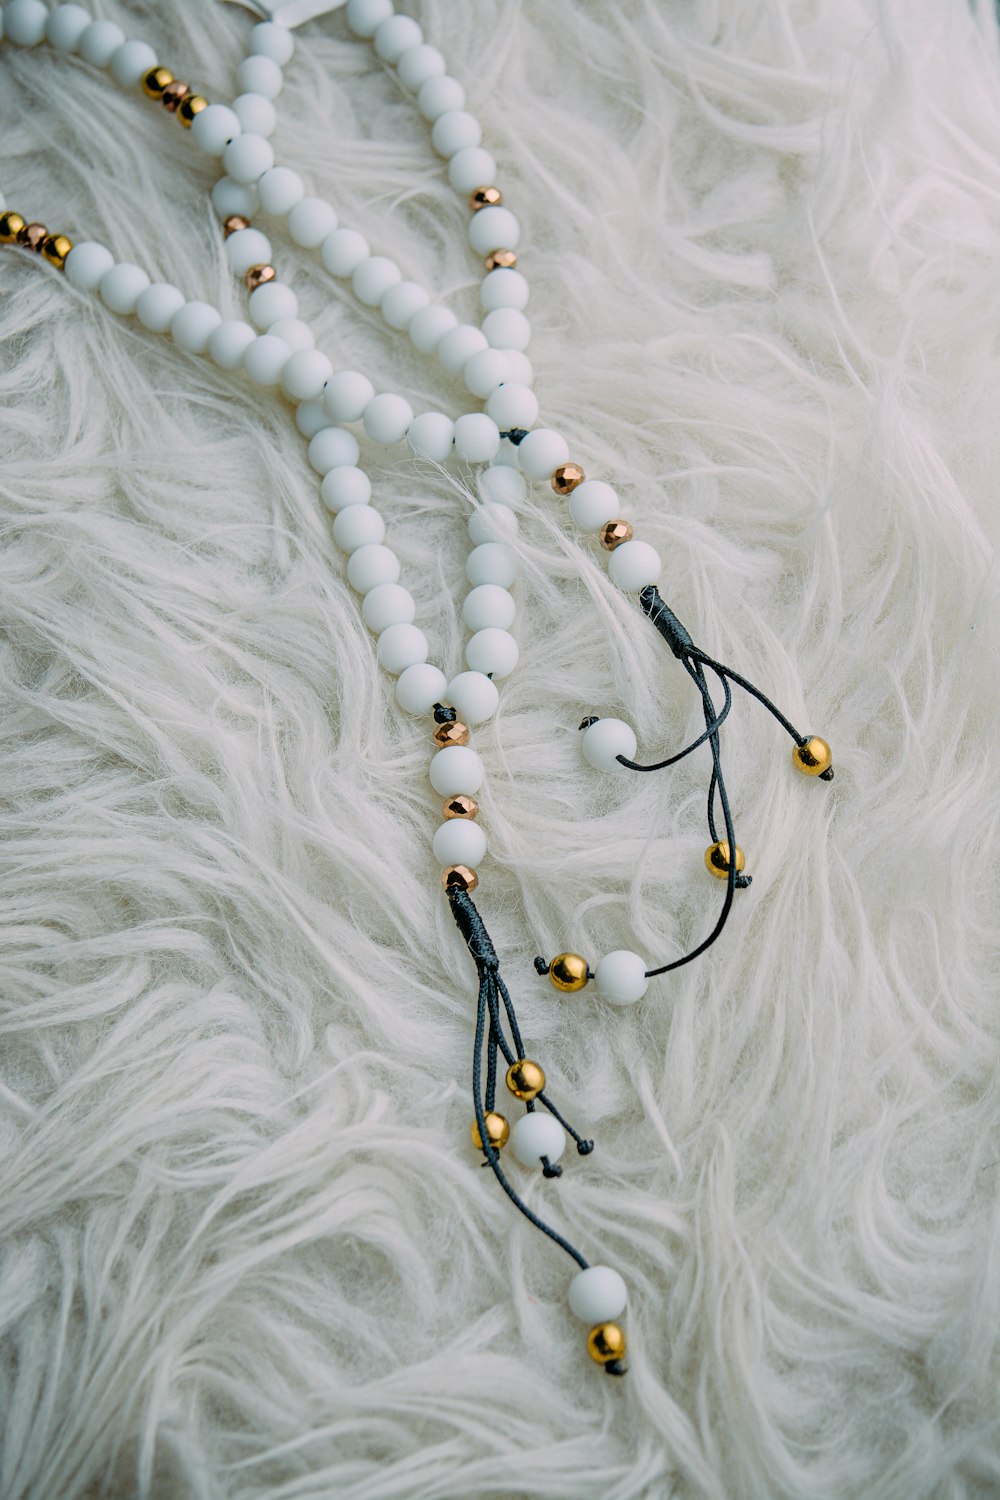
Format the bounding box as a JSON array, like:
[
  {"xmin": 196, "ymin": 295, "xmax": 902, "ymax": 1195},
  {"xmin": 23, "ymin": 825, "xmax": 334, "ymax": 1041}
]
[{"xmin": 2, "ymin": 1, "xmax": 1000, "ymax": 1496}]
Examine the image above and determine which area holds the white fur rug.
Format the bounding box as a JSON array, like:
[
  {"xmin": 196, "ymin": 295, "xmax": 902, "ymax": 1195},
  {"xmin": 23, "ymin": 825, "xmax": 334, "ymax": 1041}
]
[{"xmin": 2, "ymin": 0, "xmax": 1000, "ymax": 1495}]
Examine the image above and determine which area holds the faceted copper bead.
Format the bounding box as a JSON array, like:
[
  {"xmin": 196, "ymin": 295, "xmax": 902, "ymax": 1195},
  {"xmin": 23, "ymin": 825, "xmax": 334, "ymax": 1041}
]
[
  {"xmin": 245, "ymin": 264, "xmax": 277, "ymax": 292},
  {"xmin": 0, "ymin": 212, "xmax": 27, "ymax": 245},
  {"xmin": 223, "ymin": 214, "xmax": 251, "ymax": 239},
  {"xmin": 178, "ymin": 94, "xmax": 208, "ymax": 127},
  {"xmin": 600, "ymin": 520, "xmax": 633, "ymax": 551},
  {"xmin": 587, "ymin": 1322, "xmax": 628, "ymax": 1364},
  {"xmin": 41, "ymin": 234, "xmax": 73, "ymax": 270},
  {"xmin": 551, "ymin": 463, "xmax": 585, "ymax": 496},
  {"xmin": 485, "ymin": 248, "xmax": 517, "ymax": 272},
  {"xmin": 469, "ymin": 185, "xmax": 503, "ymax": 212},
  {"xmin": 160, "ymin": 80, "xmax": 191, "ymax": 112},
  {"xmin": 441, "ymin": 864, "xmax": 478, "ymax": 893},
  {"xmin": 17, "ymin": 223, "xmax": 48, "ymax": 252},
  {"xmin": 142, "ymin": 66, "xmax": 174, "ymax": 99},
  {"xmin": 433, "ymin": 720, "xmax": 470, "ymax": 748},
  {"xmin": 442, "ymin": 795, "xmax": 478, "ymax": 820}
]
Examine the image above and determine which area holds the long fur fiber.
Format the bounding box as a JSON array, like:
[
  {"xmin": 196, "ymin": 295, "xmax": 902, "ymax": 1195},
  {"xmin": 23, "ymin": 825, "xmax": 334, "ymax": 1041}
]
[{"xmin": 2, "ymin": 0, "xmax": 1000, "ymax": 1495}]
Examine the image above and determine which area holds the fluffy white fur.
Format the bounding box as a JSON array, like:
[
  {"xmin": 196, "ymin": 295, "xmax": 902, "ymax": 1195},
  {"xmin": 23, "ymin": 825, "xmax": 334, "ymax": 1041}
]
[{"xmin": 2, "ymin": 0, "xmax": 1000, "ymax": 1495}]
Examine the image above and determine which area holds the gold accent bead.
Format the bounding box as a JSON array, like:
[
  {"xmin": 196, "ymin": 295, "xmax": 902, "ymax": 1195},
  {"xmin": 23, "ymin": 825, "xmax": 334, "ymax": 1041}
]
[
  {"xmin": 160, "ymin": 79, "xmax": 191, "ymax": 112},
  {"xmin": 505, "ymin": 1058, "xmax": 545, "ymax": 1101},
  {"xmin": 41, "ymin": 234, "xmax": 73, "ymax": 270},
  {"xmin": 442, "ymin": 795, "xmax": 478, "ymax": 820},
  {"xmin": 470, "ymin": 1111, "xmax": 510, "ymax": 1151},
  {"xmin": 792, "ymin": 736, "xmax": 833, "ymax": 777},
  {"xmin": 0, "ymin": 212, "xmax": 27, "ymax": 245},
  {"xmin": 469, "ymin": 185, "xmax": 503, "ymax": 212},
  {"xmin": 587, "ymin": 1322, "xmax": 627, "ymax": 1364},
  {"xmin": 600, "ymin": 520, "xmax": 633, "ymax": 551},
  {"xmin": 551, "ymin": 463, "xmax": 585, "ymax": 496},
  {"xmin": 548, "ymin": 953, "xmax": 589, "ymax": 993},
  {"xmin": 441, "ymin": 864, "xmax": 478, "ymax": 893},
  {"xmin": 142, "ymin": 66, "xmax": 174, "ymax": 99},
  {"xmin": 245, "ymin": 263, "xmax": 276, "ymax": 292},
  {"xmin": 17, "ymin": 223, "xmax": 48, "ymax": 252},
  {"xmin": 485, "ymin": 248, "xmax": 517, "ymax": 272},
  {"xmin": 178, "ymin": 94, "xmax": 208, "ymax": 127},
  {"xmin": 223, "ymin": 214, "xmax": 251, "ymax": 239},
  {"xmin": 705, "ymin": 841, "xmax": 745, "ymax": 878},
  {"xmin": 433, "ymin": 720, "xmax": 470, "ymax": 748}
]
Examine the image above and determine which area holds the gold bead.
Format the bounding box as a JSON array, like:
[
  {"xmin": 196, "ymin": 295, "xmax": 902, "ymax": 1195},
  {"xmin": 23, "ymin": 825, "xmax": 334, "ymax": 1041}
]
[
  {"xmin": 485, "ymin": 248, "xmax": 517, "ymax": 272},
  {"xmin": 505, "ymin": 1058, "xmax": 545, "ymax": 1101},
  {"xmin": 178, "ymin": 94, "xmax": 208, "ymax": 127},
  {"xmin": 160, "ymin": 80, "xmax": 191, "ymax": 112},
  {"xmin": 223, "ymin": 214, "xmax": 251, "ymax": 239},
  {"xmin": 441, "ymin": 864, "xmax": 478, "ymax": 893},
  {"xmin": 0, "ymin": 211, "xmax": 27, "ymax": 245},
  {"xmin": 470, "ymin": 1111, "xmax": 510, "ymax": 1150},
  {"xmin": 551, "ymin": 463, "xmax": 585, "ymax": 495},
  {"xmin": 548, "ymin": 953, "xmax": 589, "ymax": 993},
  {"xmin": 469, "ymin": 185, "xmax": 503, "ymax": 212},
  {"xmin": 442, "ymin": 795, "xmax": 478, "ymax": 820},
  {"xmin": 600, "ymin": 520, "xmax": 633, "ymax": 551},
  {"xmin": 17, "ymin": 222, "xmax": 48, "ymax": 252},
  {"xmin": 41, "ymin": 234, "xmax": 73, "ymax": 270},
  {"xmin": 705, "ymin": 841, "xmax": 745, "ymax": 878},
  {"xmin": 587, "ymin": 1322, "xmax": 627, "ymax": 1364},
  {"xmin": 245, "ymin": 263, "xmax": 277, "ymax": 292},
  {"xmin": 792, "ymin": 736, "xmax": 833, "ymax": 777},
  {"xmin": 433, "ymin": 720, "xmax": 470, "ymax": 748},
  {"xmin": 142, "ymin": 66, "xmax": 174, "ymax": 99}
]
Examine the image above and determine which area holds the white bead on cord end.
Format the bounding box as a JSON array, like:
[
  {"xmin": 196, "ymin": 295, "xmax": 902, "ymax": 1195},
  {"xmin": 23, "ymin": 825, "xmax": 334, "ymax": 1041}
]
[
  {"xmin": 580, "ymin": 718, "xmax": 636, "ymax": 773},
  {"xmin": 594, "ymin": 951, "xmax": 649, "ymax": 1006},
  {"xmin": 510, "ymin": 1113, "xmax": 565, "ymax": 1168},
  {"xmin": 568, "ymin": 1267, "xmax": 628, "ymax": 1323}
]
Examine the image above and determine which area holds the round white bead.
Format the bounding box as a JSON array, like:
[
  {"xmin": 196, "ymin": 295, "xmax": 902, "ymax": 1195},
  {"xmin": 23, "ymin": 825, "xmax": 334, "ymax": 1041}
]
[
  {"xmin": 352, "ymin": 255, "xmax": 402, "ymax": 307},
  {"xmin": 6, "ymin": 0, "xmax": 49, "ymax": 44},
  {"xmin": 323, "ymin": 371, "xmax": 375, "ymax": 425},
  {"xmin": 462, "ymin": 584, "xmax": 516, "ymax": 633},
  {"xmin": 233, "ymin": 93, "xmax": 278, "ymax": 139},
  {"xmin": 486, "ymin": 383, "xmax": 539, "ymax": 431},
  {"xmin": 468, "ymin": 206, "xmax": 521, "ymax": 255},
  {"xmin": 45, "ymin": 5, "xmax": 92, "ymax": 52},
  {"xmin": 211, "ymin": 177, "xmax": 258, "ymax": 221},
  {"xmin": 208, "ymin": 319, "xmax": 257, "ymax": 370},
  {"xmin": 79, "ymin": 19, "xmax": 125, "ymax": 66},
  {"xmin": 581, "ymin": 718, "xmax": 637, "ymax": 773},
  {"xmin": 320, "ymin": 228, "xmax": 370, "ymax": 276},
  {"xmin": 517, "ymin": 428, "xmax": 569, "ymax": 480},
  {"xmin": 607, "ymin": 539, "xmax": 662, "ymax": 591},
  {"xmin": 332, "ymin": 504, "xmax": 386, "ymax": 558},
  {"xmin": 247, "ymin": 281, "xmax": 298, "ymax": 330},
  {"xmin": 267, "ymin": 317, "xmax": 315, "ymax": 353},
  {"xmin": 256, "ymin": 166, "xmax": 305, "ymax": 216},
  {"xmin": 290, "ymin": 198, "xmax": 338, "ymax": 249},
  {"xmin": 447, "ymin": 146, "xmax": 497, "ymax": 195},
  {"xmin": 446, "ymin": 671, "xmax": 500, "ymax": 724},
  {"xmin": 396, "ymin": 43, "xmax": 445, "ymax": 91},
  {"xmin": 347, "ymin": 544, "xmax": 400, "ymax": 593},
  {"xmin": 437, "ymin": 324, "xmax": 488, "ymax": 375},
  {"xmin": 99, "ymin": 263, "xmax": 150, "ymax": 315},
  {"xmin": 407, "ymin": 412, "xmax": 455, "ymax": 462},
  {"xmin": 595, "ymin": 950, "xmax": 649, "ymax": 1006},
  {"xmin": 320, "ymin": 465, "xmax": 372, "ymax": 511},
  {"xmin": 223, "ymin": 134, "xmax": 274, "ymax": 186},
  {"xmin": 396, "ymin": 662, "xmax": 448, "ymax": 716},
  {"xmin": 417, "ymin": 75, "xmax": 465, "ymax": 122},
  {"xmin": 110, "ymin": 39, "xmax": 158, "ymax": 87},
  {"xmin": 225, "ymin": 228, "xmax": 273, "ymax": 276},
  {"xmin": 135, "ymin": 282, "xmax": 185, "ymax": 334},
  {"xmin": 510, "ymin": 1113, "xmax": 565, "ymax": 1168},
  {"xmin": 242, "ymin": 334, "xmax": 290, "ymax": 387},
  {"xmin": 478, "ymin": 467, "xmax": 526, "ymax": 507},
  {"xmin": 467, "ymin": 505, "xmax": 518, "ymax": 545},
  {"xmin": 465, "ymin": 628, "xmax": 519, "ymax": 679},
  {"xmin": 480, "ymin": 268, "xmax": 530, "ymax": 312},
  {"xmin": 250, "ymin": 20, "xmax": 295, "ymax": 65},
  {"xmin": 454, "ymin": 414, "xmax": 501, "ymax": 465},
  {"xmin": 568, "ymin": 1267, "xmax": 628, "ymax": 1324},
  {"xmin": 362, "ymin": 582, "xmax": 414, "ymax": 631},
  {"xmin": 309, "ymin": 428, "xmax": 361, "ymax": 475},
  {"xmin": 377, "ymin": 622, "xmax": 429, "ymax": 675},
  {"xmin": 432, "ymin": 818, "xmax": 487, "ymax": 868},
  {"xmin": 466, "ymin": 543, "xmax": 516, "ymax": 588},
  {"xmin": 171, "ymin": 302, "xmax": 222, "ymax": 354},
  {"xmin": 374, "ymin": 13, "xmax": 422, "ymax": 62},
  {"xmin": 237, "ymin": 55, "xmax": 283, "ymax": 100},
  {"xmin": 381, "ymin": 280, "xmax": 430, "ymax": 330},
  {"xmin": 295, "ymin": 401, "xmax": 328, "ymax": 439},
  {"xmin": 482, "ymin": 308, "xmax": 531, "ymax": 351},
  {"xmin": 281, "ymin": 349, "xmax": 333, "ymax": 402},
  {"xmin": 431, "ymin": 110, "xmax": 482, "ymax": 159},
  {"xmin": 463, "ymin": 348, "xmax": 510, "ymax": 399},
  {"xmin": 363, "ymin": 393, "xmax": 413, "ymax": 445},
  {"xmin": 409, "ymin": 304, "xmax": 459, "ymax": 354},
  {"xmin": 503, "ymin": 351, "xmax": 534, "ymax": 387},
  {"xmin": 64, "ymin": 241, "xmax": 114, "ymax": 292},
  {"xmin": 429, "ymin": 746, "xmax": 484, "ymax": 796},
  {"xmin": 345, "ymin": 0, "xmax": 393, "ymax": 38},
  {"xmin": 568, "ymin": 479, "xmax": 620, "ymax": 530},
  {"xmin": 191, "ymin": 104, "xmax": 241, "ymax": 157}
]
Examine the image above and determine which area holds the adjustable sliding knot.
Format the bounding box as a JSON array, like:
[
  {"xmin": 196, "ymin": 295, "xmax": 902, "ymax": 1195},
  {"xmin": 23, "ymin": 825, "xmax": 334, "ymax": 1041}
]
[
  {"xmin": 448, "ymin": 886, "xmax": 498, "ymax": 968},
  {"xmin": 639, "ymin": 586, "xmax": 694, "ymax": 658}
]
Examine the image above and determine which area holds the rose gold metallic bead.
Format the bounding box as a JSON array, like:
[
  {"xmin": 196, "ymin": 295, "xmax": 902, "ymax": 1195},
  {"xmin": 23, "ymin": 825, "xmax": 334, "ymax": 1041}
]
[
  {"xmin": 142, "ymin": 66, "xmax": 174, "ymax": 99},
  {"xmin": 441, "ymin": 864, "xmax": 478, "ymax": 893},
  {"xmin": 485, "ymin": 249, "xmax": 517, "ymax": 272},
  {"xmin": 600, "ymin": 520, "xmax": 634, "ymax": 551},
  {"xmin": 0, "ymin": 212, "xmax": 26, "ymax": 245},
  {"xmin": 469, "ymin": 186, "xmax": 503, "ymax": 212},
  {"xmin": 433, "ymin": 720, "xmax": 470, "ymax": 748},
  {"xmin": 41, "ymin": 234, "xmax": 73, "ymax": 270},
  {"xmin": 160, "ymin": 80, "xmax": 191, "ymax": 112},
  {"xmin": 551, "ymin": 463, "xmax": 585, "ymax": 496},
  {"xmin": 223, "ymin": 215, "xmax": 251, "ymax": 239},
  {"xmin": 178, "ymin": 94, "xmax": 208, "ymax": 127},
  {"xmin": 245, "ymin": 264, "xmax": 277, "ymax": 292},
  {"xmin": 442, "ymin": 795, "xmax": 478, "ymax": 820},
  {"xmin": 17, "ymin": 223, "xmax": 48, "ymax": 252}
]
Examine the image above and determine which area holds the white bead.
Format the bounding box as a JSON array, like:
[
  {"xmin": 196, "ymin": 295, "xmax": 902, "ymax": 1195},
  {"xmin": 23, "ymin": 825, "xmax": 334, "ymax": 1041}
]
[
  {"xmin": 595, "ymin": 950, "xmax": 649, "ymax": 1006},
  {"xmin": 45, "ymin": 5, "xmax": 92, "ymax": 52},
  {"xmin": 211, "ymin": 177, "xmax": 257, "ymax": 221},
  {"xmin": 242, "ymin": 335, "xmax": 290, "ymax": 387},
  {"xmin": 463, "ymin": 348, "xmax": 510, "ymax": 399},
  {"xmin": 64, "ymin": 242, "xmax": 114, "ymax": 292},
  {"xmin": 323, "ymin": 372, "xmax": 375, "ymax": 425},
  {"xmin": 289, "ymin": 198, "xmax": 338, "ymax": 249},
  {"xmin": 208, "ymin": 319, "xmax": 257, "ymax": 370},
  {"xmin": 363, "ymin": 393, "xmax": 413, "ymax": 445},
  {"xmin": 486, "ymin": 383, "xmax": 538, "ymax": 431},
  {"xmin": 320, "ymin": 466, "xmax": 372, "ymax": 511},
  {"xmin": 250, "ymin": 20, "xmax": 295, "ymax": 65},
  {"xmin": 510, "ymin": 1113, "xmax": 565, "ymax": 1168},
  {"xmin": 267, "ymin": 317, "xmax": 315, "ymax": 353},
  {"xmin": 469, "ymin": 206, "xmax": 521, "ymax": 255},
  {"xmin": 309, "ymin": 429, "xmax": 361, "ymax": 475},
  {"xmin": 482, "ymin": 308, "xmax": 531, "ymax": 351},
  {"xmin": 478, "ymin": 467, "xmax": 526, "ymax": 507},
  {"xmin": 568, "ymin": 1267, "xmax": 628, "ymax": 1324},
  {"xmin": 454, "ymin": 414, "xmax": 501, "ymax": 464},
  {"xmin": 381, "ymin": 280, "xmax": 430, "ymax": 330},
  {"xmin": 171, "ymin": 302, "xmax": 222, "ymax": 354},
  {"xmin": 281, "ymin": 349, "xmax": 333, "ymax": 402},
  {"xmin": 446, "ymin": 671, "xmax": 500, "ymax": 724},
  {"xmin": 225, "ymin": 228, "xmax": 273, "ymax": 276},
  {"xmin": 437, "ymin": 324, "xmax": 488, "ymax": 375},
  {"xmin": 99, "ymin": 263, "xmax": 150, "ymax": 316},
  {"xmin": 237, "ymin": 55, "xmax": 283, "ymax": 100},
  {"xmin": 517, "ymin": 428, "xmax": 569, "ymax": 480},
  {"xmin": 333, "ymin": 505, "xmax": 385, "ymax": 556},
  {"xmin": 361, "ymin": 582, "xmax": 414, "ymax": 631},
  {"xmin": 431, "ymin": 110, "xmax": 482, "ymax": 159},
  {"xmin": 248, "ymin": 282, "xmax": 298, "ymax": 331},
  {"xmin": 6, "ymin": 0, "xmax": 48, "ymax": 45},
  {"xmin": 377, "ymin": 623, "xmax": 429, "ymax": 676},
  {"xmin": 191, "ymin": 103, "xmax": 241, "ymax": 156},
  {"xmin": 503, "ymin": 351, "xmax": 534, "ymax": 387},
  {"xmin": 352, "ymin": 255, "xmax": 402, "ymax": 307},
  {"xmin": 467, "ymin": 505, "xmax": 518, "ymax": 545},
  {"xmin": 607, "ymin": 539, "xmax": 662, "ymax": 591},
  {"xmin": 462, "ymin": 584, "xmax": 515, "ymax": 632},
  {"xmin": 347, "ymin": 545, "xmax": 400, "ymax": 593},
  {"xmin": 480, "ymin": 268, "xmax": 530, "ymax": 312},
  {"xmin": 135, "ymin": 283, "xmax": 185, "ymax": 334},
  {"xmin": 256, "ymin": 167, "xmax": 305, "ymax": 216},
  {"xmin": 233, "ymin": 93, "xmax": 278, "ymax": 139},
  {"xmin": 466, "ymin": 543, "xmax": 516, "ymax": 588},
  {"xmin": 223, "ymin": 134, "xmax": 274, "ymax": 186},
  {"xmin": 409, "ymin": 304, "xmax": 458, "ymax": 354},
  {"xmin": 581, "ymin": 718, "xmax": 636, "ymax": 772},
  {"xmin": 396, "ymin": 663, "xmax": 448, "ymax": 716},
  {"xmin": 432, "ymin": 818, "xmax": 487, "ymax": 867},
  {"xmin": 407, "ymin": 412, "xmax": 455, "ymax": 462},
  {"xmin": 417, "ymin": 75, "xmax": 465, "ymax": 121},
  {"xmin": 465, "ymin": 628, "xmax": 519, "ymax": 678},
  {"xmin": 320, "ymin": 227, "xmax": 369, "ymax": 276},
  {"xmin": 295, "ymin": 401, "xmax": 328, "ymax": 439},
  {"xmin": 110, "ymin": 39, "xmax": 158, "ymax": 87},
  {"xmin": 346, "ymin": 0, "xmax": 393, "ymax": 38},
  {"xmin": 447, "ymin": 147, "xmax": 497, "ymax": 195},
  {"xmin": 79, "ymin": 19, "xmax": 125, "ymax": 66},
  {"xmin": 568, "ymin": 479, "xmax": 619, "ymax": 530},
  {"xmin": 396, "ymin": 43, "xmax": 445, "ymax": 91},
  {"xmin": 429, "ymin": 746, "xmax": 484, "ymax": 797},
  {"xmin": 374, "ymin": 13, "xmax": 422, "ymax": 62}
]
